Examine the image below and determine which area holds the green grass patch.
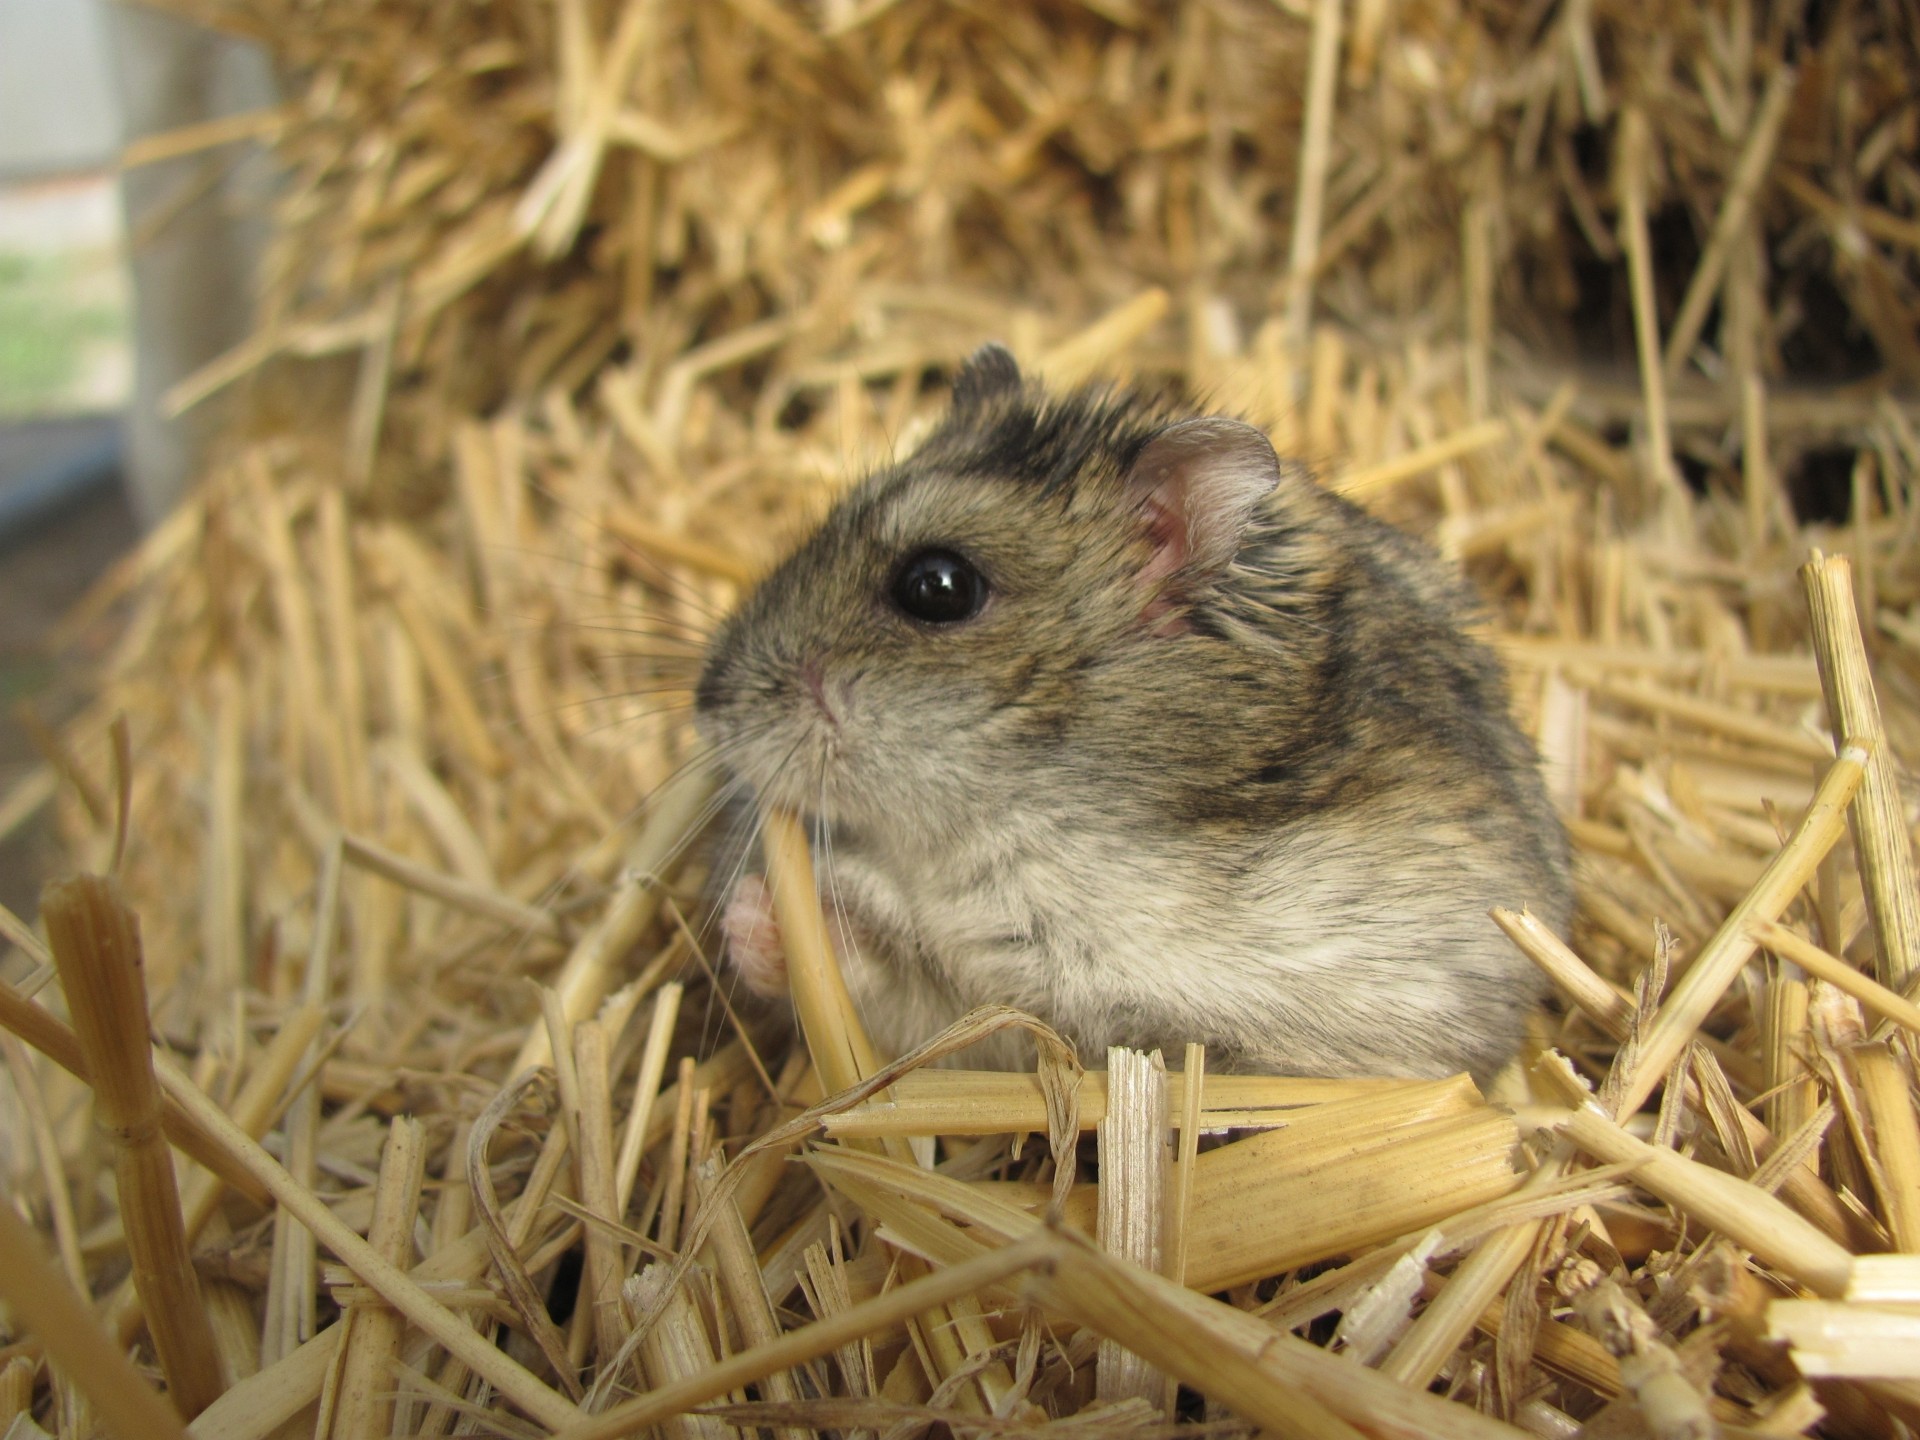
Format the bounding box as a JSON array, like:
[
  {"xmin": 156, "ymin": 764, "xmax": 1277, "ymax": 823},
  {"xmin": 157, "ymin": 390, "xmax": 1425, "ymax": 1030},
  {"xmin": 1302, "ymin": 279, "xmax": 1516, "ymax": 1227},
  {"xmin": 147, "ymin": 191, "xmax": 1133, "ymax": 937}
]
[{"xmin": 0, "ymin": 250, "xmax": 128, "ymax": 417}]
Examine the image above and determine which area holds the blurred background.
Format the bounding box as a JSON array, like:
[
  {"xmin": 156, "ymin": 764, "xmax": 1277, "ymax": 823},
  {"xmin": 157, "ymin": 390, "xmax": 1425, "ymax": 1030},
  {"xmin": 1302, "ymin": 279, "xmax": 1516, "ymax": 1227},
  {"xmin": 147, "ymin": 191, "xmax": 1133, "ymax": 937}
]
[{"xmin": 0, "ymin": 0, "xmax": 272, "ymax": 911}]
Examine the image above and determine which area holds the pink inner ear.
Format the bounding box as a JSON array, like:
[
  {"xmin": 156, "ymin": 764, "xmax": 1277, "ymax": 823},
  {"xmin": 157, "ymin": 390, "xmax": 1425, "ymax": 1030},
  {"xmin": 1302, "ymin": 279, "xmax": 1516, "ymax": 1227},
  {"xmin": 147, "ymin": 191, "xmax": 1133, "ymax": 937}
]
[
  {"xmin": 1123, "ymin": 416, "xmax": 1282, "ymax": 634},
  {"xmin": 1138, "ymin": 491, "xmax": 1187, "ymax": 589},
  {"xmin": 1135, "ymin": 490, "xmax": 1192, "ymax": 633}
]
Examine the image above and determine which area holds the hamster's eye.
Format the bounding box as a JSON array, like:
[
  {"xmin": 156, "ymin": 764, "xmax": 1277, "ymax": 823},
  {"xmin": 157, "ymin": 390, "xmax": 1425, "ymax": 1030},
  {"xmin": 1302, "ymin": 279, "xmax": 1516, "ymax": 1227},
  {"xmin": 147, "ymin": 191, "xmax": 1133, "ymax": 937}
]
[{"xmin": 888, "ymin": 548, "xmax": 988, "ymax": 625}]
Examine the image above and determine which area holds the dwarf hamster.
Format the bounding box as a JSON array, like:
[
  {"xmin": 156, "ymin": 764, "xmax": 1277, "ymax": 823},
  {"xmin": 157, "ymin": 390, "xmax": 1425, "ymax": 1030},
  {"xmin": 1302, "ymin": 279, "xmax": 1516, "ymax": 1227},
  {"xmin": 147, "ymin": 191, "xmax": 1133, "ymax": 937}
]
[{"xmin": 694, "ymin": 345, "xmax": 1571, "ymax": 1081}]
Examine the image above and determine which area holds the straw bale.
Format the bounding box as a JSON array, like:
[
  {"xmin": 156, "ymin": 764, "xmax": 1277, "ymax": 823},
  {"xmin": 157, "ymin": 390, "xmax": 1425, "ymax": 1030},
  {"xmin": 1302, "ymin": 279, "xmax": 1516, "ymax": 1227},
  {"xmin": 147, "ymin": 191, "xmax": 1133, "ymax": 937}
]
[{"xmin": 3, "ymin": 0, "xmax": 1920, "ymax": 1435}]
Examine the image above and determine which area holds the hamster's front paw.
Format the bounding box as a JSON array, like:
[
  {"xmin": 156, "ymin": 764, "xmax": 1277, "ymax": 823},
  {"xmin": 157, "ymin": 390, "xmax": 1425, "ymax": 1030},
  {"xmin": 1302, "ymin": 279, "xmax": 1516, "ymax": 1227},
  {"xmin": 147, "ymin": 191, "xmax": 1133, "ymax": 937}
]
[
  {"xmin": 720, "ymin": 874, "xmax": 789, "ymax": 997},
  {"xmin": 720, "ymin": 872, "xmax": 868, "ymax": 1000}
]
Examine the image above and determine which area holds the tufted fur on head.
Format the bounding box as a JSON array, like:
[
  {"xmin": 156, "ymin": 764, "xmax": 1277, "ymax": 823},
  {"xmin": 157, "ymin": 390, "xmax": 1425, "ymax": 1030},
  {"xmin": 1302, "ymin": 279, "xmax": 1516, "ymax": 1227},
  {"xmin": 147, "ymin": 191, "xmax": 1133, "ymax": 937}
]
[{"xmin": 696, "ymin": 346, "xmax": 1571, "ymax": 1081}]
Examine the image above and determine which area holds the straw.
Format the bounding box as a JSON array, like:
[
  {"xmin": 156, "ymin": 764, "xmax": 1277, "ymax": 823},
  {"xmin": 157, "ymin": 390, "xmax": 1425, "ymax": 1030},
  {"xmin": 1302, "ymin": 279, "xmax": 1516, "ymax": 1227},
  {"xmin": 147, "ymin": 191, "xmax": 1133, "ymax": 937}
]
[
  {"xmin": 158, "ymin": 1057, "xmax": 581, "ymax": 1429},
  {"xmin": 1753, "ymin": 922, "xmax": 1920, "ymax": 1039},
  {"xmin": 1610, "ymin": 743, "xmax": 1868, "ymax": 1118},
  {"xmin": 1801, "ymin": 552, "xmax": 1920, "ymax": 990},
  {"xmin": 327, "ymin": 1117, "xmax": 426, "ymax": 1440},
  {"xmin": 40, "ymin": 875, "xmax": 225, "ymax": 1419},
  {"xmin": 1094, "ymin": 1045, "xmax": 1168, "ymax": 1409},
  {"xmin": 761, "ymin": 806, "xmax": 879, "ymax": 1093},
  {"xmin": 1553, "ymin": 1105, "xmax": 1856, "ymax": 1298},
  {"xmin": 1850, "ymin": 1043, "xmax": 1920, "ymax": 1251},
  {"xmin": 16, "ymin": 0, "xmax": 1920, "ymax": 1430},
  {"xmin": 1280, "ymin": 0, "xmax": 1345, "ymax": 358},
  {"xmin": 1615, "ymin": 106, "xmax": 1683, "ymax": 518},
  {"xmin": 0, "ymin": 975, "xmax": 267, "ymax": 1206},
  {"xmin": 0, "ymin": 1202, "xmax": 192, "ymax": 1440},
  {"xmin": 1660, "ymin": 66, "xmax": 1800, "ymax": 380}
]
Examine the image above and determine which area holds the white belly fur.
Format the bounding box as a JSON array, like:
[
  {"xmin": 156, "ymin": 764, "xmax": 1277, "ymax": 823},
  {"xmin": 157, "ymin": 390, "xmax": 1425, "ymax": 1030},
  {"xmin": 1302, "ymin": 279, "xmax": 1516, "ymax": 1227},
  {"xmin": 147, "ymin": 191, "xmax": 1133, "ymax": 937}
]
[{"xmin": 808, "ymin": 801, "xmax": 1546, "ymax": 1079}]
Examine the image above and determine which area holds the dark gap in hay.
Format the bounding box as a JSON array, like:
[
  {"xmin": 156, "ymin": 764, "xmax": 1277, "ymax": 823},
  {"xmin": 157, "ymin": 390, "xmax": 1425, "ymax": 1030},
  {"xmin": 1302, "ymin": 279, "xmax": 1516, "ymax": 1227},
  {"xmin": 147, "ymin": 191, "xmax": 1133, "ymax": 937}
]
[
  {"xmin": 1776, "ymin": 265, "xmax": 1887, "ymax": 382},
  {"xmin": 1787, "ymin": 0, "xmax": 1850, "ymax": 54},
  {"xmin": 1785, "ymin": 444, "xmax": 1863, "ymax": 525},
  {"xmin": 776, "ymin": 389, "xmax": 818, "ymax": 432},
  {"xmin": 1675, "ymin": 448, "xmax": 1716, "ymax": 500},
  {"xmin": 544, "ymin": 1245, "xmax": 585, "ymax": 1326},
  {"xmin": 1564, "ymin": 255, "xmax": 1637, "ymax": 364},
  {"xmin": 1647, "ymin": 201, "xmax": 1706, "ymax": 314}
]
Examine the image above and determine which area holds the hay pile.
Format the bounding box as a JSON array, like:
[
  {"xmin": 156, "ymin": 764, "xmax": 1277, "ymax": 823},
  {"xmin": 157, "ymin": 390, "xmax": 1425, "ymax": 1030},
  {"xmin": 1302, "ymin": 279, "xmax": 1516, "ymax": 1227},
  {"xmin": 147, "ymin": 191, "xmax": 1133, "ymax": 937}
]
[{"xmin": 3, "ymin": 0, "xmax": 1920, "ymax": 1436}]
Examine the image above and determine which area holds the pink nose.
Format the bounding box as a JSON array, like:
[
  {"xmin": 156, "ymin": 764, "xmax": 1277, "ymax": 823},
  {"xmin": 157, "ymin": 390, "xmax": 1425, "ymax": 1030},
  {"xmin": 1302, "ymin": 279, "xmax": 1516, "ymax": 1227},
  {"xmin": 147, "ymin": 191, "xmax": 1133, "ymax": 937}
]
[{"xmin": 800, "ymin": 657, "xmax": 839, "ymax": 727}]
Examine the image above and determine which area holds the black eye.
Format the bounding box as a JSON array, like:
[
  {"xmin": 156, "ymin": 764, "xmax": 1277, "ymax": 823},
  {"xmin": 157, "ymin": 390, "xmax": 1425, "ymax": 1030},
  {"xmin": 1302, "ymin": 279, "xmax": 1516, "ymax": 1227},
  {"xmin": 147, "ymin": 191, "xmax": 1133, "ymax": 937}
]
[{"xmin": 888, "ymin": 548, "xmax": 988, "ymax": 625}]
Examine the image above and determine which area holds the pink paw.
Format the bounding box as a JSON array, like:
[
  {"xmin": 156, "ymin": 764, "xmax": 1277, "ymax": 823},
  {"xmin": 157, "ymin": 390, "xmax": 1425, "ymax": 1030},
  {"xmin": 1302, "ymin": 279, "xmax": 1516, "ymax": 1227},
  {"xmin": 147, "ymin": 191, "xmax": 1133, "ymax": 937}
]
[{"xmin": 721, "ymin": 874, "xmax": 789, "ymax": 998}]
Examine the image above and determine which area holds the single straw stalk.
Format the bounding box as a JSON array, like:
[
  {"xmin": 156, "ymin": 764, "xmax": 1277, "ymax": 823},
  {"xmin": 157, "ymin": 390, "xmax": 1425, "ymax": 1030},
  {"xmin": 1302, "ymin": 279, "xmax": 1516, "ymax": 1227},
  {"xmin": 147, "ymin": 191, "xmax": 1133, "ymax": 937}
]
[
  {"xmin": 627, "ymin": 1261, "xmax": 733, "ymax": 1440},
  {"xmin": 1280, "ymin": 0, "xmax": 1345, "ymax": 358},
  {"xmin": 822, "ymin": 1066, "xmax": 1398, "ymax": 1137},
  {"xmin": 41, "ymin": 874, "xmax": 225, "ymax": 1420},
  {"xmin": 264, "ymin": 842, "xmax": 338, "ymax": 1370},
  {"xmin": 1801, "ymin": 552, "xmax": 1920, "ymax": 991},
  {"xmin": 570, "ymin": 1019, "xmax": 627, "ymax": 1366},
  {"xmin": 1768, "ymin": 1303, "xmax": 1920, "ymax": 1380},
  {"xmin": 1377, "ymin": 1155, "xmax": 1569, "ymax": 1390},
  {"xmin": 1, "ymin": 1031, "xmax": 86, "ymax": 1291},
  {"xmin": 1150, "ymin": 1085, "xmax": 1523, "ymax": 1291},
  {"xmin": 340, "ymin": 830, "xmax": 561, "ymax": 939},
  {"xmin": 1038, "ymin": 287, "xmax": 1171, "ymax": 388},
  {"xmin": 1851, "ymin": 1043, "xmax": 1920, "ymax": 1250},
  {"xmin": 615, "ymin": 981, "xmax": 684, "ymax": 1213},
  {"xmin": 1660, "ymin": 65, "xmax": 1799, "ymax": 378},
  {"xmin": 328, "ymin": 1117, "xmax": 426, "ymax": 1440},
  {"xmin": 1165, "ymin": 1042, "xmax": 1204, "ymax": 1291},
  {"xmin": 1095, "ymin": 1045, "xmax": 1169, "ymax": 1410},
  {"xmin": 761, "ymin": 806, "xmax": 879, "ymax": 1093},
  {"xmin": 691, "ymin": 1155, "xmax": 811, "ymax": 1440},
  {"xmin": 0, "ymin": 1357, "xmax": 31, "ymax": 1430},
  {"xmin": 1614, "ymin": 106, "xmax": 1684, "ymax": 522},
  {"xmin": 1763, "ymin": 948, "xmax": 1819, "ymax": 1162}
]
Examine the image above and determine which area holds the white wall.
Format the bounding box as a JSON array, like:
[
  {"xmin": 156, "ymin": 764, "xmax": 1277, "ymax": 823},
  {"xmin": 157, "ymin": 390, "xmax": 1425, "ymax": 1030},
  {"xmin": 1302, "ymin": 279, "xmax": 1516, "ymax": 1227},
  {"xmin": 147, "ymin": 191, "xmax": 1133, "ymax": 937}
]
[
  {"xmin": 0, "ymin": 0, "xmax": 278, "ymax": 522},
  {"xmin": 0, "ymin": 0, "xmax": 123, "ymax": 176}
]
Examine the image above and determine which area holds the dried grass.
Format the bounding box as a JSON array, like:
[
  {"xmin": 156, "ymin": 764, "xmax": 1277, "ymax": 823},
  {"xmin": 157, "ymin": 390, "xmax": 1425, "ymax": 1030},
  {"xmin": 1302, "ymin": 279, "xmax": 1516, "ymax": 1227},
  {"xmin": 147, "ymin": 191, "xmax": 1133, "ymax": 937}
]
[{"xmin": 3, "ymin": 0, "xmax": 1920, "ymax": 1436}]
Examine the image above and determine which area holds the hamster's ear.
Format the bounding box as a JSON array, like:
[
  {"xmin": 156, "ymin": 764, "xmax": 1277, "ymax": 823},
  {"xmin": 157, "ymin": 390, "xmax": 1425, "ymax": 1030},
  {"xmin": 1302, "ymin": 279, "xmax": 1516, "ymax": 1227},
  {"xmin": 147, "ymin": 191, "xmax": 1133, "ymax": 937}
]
[
  {"xmin": 950, "ymin": 343, "xmax": 1023, "ymax": 413},
  {"xmin": 1125, "ymin": 417, "xmax": 1281, "ymax": 594}
]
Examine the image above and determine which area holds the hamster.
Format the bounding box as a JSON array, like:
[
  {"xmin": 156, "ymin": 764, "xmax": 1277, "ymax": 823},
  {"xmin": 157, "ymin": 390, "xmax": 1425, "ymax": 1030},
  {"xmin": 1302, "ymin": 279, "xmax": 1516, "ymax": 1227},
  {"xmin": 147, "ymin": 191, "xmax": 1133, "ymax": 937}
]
[{"xmin": 694, "ymin": 345, "xmax": 1572, "ymax": 1082}]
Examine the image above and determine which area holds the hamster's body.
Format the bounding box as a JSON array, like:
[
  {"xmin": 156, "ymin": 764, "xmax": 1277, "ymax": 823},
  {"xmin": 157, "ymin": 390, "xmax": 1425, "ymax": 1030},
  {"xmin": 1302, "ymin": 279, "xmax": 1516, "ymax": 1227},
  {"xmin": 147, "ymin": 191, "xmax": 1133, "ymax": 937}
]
[{"xmin": 695, "ymin": 349, "xmax": 1571, "ymax": 1081}]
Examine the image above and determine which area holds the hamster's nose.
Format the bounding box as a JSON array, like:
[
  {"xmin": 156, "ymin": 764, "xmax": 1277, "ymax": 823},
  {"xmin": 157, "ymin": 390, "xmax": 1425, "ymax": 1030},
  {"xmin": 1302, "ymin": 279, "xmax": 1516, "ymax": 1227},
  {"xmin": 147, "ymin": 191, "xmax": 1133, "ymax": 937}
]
[{"xmin": 799, "ymin": 657, "xmax": 841, "ymax": 729}]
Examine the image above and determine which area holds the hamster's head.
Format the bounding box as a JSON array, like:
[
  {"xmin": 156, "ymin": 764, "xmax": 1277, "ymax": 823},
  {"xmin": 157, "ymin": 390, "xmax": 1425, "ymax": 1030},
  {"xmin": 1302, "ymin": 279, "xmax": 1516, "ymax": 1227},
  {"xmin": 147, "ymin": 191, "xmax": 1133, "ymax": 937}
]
[{"xmin": 694, "ymin": 346, "xmax": 1286, "ymax": 837}]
